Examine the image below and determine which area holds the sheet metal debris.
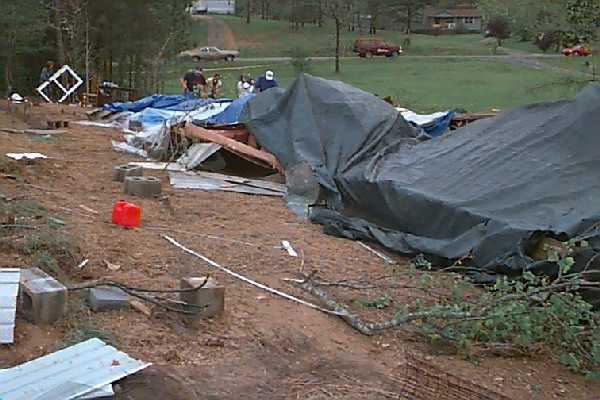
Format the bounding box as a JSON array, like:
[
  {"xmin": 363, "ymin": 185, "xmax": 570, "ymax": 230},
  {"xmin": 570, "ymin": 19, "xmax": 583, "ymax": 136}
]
[
  {"xmin": 176, "ymin": 143, "xmax": 222, "ymax": 170},
  {"xmin": 111, "ymin": 141, "xmax": 147, "ymax": 158},
  {"xmin": 0, "ymin": 268, "xmax": 20, "ymax": 344},
  {"xmin": 6, "ymin": 153, "xmax": 48, "ymax": 161},
  {"xmin": 282, "ymin": 241, "xmax": 298, "ymax": 257},
  {"xmin": 128, "ymin": 162, "xmax": 187, "ymax": 172},
  {"xmin": 0, "ymin": 338, "xmax": 151, "ymax": 400},
  {"xmin": 169, "ymin": 171, "xmax": 286, "ymax": 197}
]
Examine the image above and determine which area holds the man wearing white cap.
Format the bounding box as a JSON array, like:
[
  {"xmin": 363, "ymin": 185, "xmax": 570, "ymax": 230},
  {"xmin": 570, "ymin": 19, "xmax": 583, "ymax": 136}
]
[{"xmin": 255, "ymin": 70, "xmax": 279, "ymax": 93}]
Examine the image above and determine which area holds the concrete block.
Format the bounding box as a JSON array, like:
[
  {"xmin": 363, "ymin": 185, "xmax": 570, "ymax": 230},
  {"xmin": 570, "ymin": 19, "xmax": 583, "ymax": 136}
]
[
  {"xmin": 123, "ymin": 176, "xmax": 162, "ymax": 198},
  {"xmin": 88, "ymin": 287, "xmax": 130, "ymax": 312},
  {"xmin": 20, "ymin": 268, "xmax": 67, "ymax": 325},
  {"xmin": 0, "ymin": 325, "xmax": 15, "ymax": 344},
  {"xmin": 180, "ymin": 277, "xmax": 224, "ymax": 319},
  {"xmin": 113, "ymin": 165, "xmax": 144, "ymax": 182}
]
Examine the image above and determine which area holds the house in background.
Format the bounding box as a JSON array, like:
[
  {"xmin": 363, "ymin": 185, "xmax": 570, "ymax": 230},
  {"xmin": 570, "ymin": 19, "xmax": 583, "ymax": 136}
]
[
  {"xmin": 191, "ymin": 0, "xmax": 235, "ymax": 15},
  {"xmin": 422, "ymin": 5, "xmax": 482, "ymax": 33}
]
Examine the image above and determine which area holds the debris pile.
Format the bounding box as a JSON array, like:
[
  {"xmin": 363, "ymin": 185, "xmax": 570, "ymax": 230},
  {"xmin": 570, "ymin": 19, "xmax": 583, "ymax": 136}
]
[
  {"xmin": 0, "ymin": 338, "xmax": 150, "ymax": 400},
  {"xmin": 244, "ymin": 74, "xmax": 600, "ymax": 281}
]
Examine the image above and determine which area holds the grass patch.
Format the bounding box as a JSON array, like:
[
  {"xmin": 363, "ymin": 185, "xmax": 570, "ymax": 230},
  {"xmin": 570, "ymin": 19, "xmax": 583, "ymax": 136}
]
[
  {"xmin": 188, "ymin": 17, "xmax": 209, "ymax": 49},
  {"xmin": 6, "ymin": 199, "xmax": 47, "ymax": 219},
  {"xmin": 0, "ymin": 156, "xmax": 23, "ymax": 180},
  {"xmin": 1, "ymin": 197, "xmax": 79, "ymax": 279},
  {"xmin": 59, "ymin": 295, "xmax": 117, "ymax": 350},
  {"xmin": 501, "ymin": 38, "xmax": 548, "ymax": 54},
  {"xmin": 60, "ymin": 323, "xmax": 117, "ymax": 349},
  {"xmin": 216, "ymin": 16, "xmax": 498, "ymax": 58},
  {"xmin": 542, "ymin": 56, "xmax": 599, "ymax": 76},
  {"xmin": 164, "ymin": 57, "xmax": 581, "ymax": 113}
]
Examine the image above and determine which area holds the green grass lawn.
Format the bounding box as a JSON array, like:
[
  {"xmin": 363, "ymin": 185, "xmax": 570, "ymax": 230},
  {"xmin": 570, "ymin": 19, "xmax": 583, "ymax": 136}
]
[
  {"xmin": 501, "ymin": 38, "xmax": 547, "ymax": 54},
  {"xmin": 188, "ymin": 18, "xmax": 209, "ymax": 49},
  {"xmin": 192, "ymin": 16, "xmax": 500, "ymax": 58},
  {"xmin": 164, "ymin": 57, "xmax": 582, "ymax": 113},
  {"xmin": 542, "ymin": 55, "xmax": 599, "ymax": 76}
]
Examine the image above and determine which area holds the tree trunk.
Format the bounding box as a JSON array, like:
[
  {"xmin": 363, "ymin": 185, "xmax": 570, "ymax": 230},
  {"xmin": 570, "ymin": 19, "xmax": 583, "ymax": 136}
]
[
  {"xmin": 54, "ymin": 0, "xmax": 66, "ymax": 65},
  {"xmin": 246, "ymin": 0, "xmax": 251, "ymax": 23},
  {"xmin": 406, "ymin": 6, "xmax": 413, "ymax": 35},
  {"xmin": 335, "ymin": 18, "xmax": 341, "ymax": 73},
  {"xmin": 317, "ymin": 0, "xmax": 323, "ymax": 27},
  {"xmin": 5, "ymin": 45, "xmax": 13, "ymax": 95}
]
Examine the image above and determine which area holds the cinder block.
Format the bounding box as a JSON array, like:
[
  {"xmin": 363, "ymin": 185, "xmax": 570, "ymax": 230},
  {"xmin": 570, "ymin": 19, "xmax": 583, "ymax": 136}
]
[
  {"xmin": 88, "ymin": 287, "xmax": 130, "ymax": 312},
  {"xmin": 123, "ymin": 176, "xmax": 162, "ymax": 198},
  {"xmin": 0, "ymin": 325, "xmax": 15, "ymax": 344},
  {"xmin": 113, "ymin": 165, "xmax": 143, "ymax": 182},
  {"xmin": 19, "ymin": 268, "xmax": 67, "ymax": 325},
  {"xmin": 180, "ymin": 277, "xmax": 224, "ymax": 319}
]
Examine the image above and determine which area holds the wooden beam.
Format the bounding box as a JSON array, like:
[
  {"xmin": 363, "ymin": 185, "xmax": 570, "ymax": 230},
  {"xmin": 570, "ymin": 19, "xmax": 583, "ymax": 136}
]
[{"xmin": 184, "ymin": 124, "xmax": 281, "ymax": 171}]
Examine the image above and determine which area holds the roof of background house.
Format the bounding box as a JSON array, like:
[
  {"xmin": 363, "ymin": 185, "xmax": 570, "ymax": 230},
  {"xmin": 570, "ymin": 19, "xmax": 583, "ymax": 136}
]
[{"xmin": 424, "ymin": 6, "xmax": 482, "ymax": 18}]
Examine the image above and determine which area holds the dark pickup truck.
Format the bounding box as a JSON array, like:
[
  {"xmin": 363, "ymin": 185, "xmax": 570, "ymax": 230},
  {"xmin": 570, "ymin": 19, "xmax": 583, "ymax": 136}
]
[{"xmin": 353, "ymin": 38, "xmax": 402, "ymax": 58}]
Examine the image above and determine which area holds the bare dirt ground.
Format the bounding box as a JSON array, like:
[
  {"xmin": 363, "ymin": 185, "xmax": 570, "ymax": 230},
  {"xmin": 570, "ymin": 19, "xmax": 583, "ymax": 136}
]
[
  {"xmin": 191, "ymin": 15, "xmax": 238, "ymax": 50},
  {"xmin": 1, "ymin": 104, "xmax": 600, "ymax": 399}
]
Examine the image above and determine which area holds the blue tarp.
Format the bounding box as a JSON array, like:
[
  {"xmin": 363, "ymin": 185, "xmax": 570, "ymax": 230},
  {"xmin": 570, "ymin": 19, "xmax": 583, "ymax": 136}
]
[
  {"xmin": 103, "ymin": 95, "xmax": 231, "ymax": 113},
  {"xmin": 415, "ymin": 111, "xmax": 454, "ymax": 138},
  {"xmin": 196, "ymin": 94, "xmax": 256, "ymax": 126},
  {"xmin": 128, "ymin": 108, "xmax": 185, "ymax": 126}
]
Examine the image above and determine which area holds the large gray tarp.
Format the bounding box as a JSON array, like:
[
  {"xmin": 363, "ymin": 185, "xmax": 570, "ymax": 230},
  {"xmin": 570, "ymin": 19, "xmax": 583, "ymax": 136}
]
[{"xmin": 244, "ymin": 74, "xmax": 600, "ymax": 278}]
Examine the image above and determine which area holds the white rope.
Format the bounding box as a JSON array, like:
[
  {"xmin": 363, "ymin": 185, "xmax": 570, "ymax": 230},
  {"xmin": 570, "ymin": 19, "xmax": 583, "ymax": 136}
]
[{"xmin": 163, "ymin": 235, "xmax": 342, "ymax": 316}]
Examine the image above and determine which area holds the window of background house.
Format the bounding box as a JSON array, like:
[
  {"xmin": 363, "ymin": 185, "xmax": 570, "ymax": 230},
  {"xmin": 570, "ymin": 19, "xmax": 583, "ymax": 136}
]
[{"xmin": 464, "ymin": 17, "xmax": 474, "ymax": 24}]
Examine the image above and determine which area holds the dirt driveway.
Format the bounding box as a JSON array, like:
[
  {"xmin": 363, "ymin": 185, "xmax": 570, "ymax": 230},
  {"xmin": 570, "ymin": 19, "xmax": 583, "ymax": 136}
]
[{"xmin": 0, "ymin": 105, "xmax": 599, "ymax": 399}]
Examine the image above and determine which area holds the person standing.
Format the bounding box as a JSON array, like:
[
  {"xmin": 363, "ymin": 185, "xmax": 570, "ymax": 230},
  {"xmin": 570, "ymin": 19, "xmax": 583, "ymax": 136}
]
[
  {"xmin": 237, "ymin": 74, "xmax": 254, "ymax": 98},
  {"xmin": 255, "ymin": 70, "xmax": 278, "ymax": 93},
  {"xmin": 180, "ymin": 69, "xmax": 207, "ymax": 98},
  {"xmin": 39, "ymin": 61, "xmax": 55, "ymax": 100},
  {"xmin": 40, "ymin": 61, "xmax": 55, "ymax": 83},
  {"xmin": 207, "ymin": 73, "xmax": 223, "ymax": 99}
]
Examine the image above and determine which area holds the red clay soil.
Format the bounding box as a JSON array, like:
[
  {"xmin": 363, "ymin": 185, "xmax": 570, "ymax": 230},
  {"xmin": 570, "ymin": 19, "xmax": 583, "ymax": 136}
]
[{"xmin": 0, "ymin": 104, "xmax": 599, "ymax": 399}]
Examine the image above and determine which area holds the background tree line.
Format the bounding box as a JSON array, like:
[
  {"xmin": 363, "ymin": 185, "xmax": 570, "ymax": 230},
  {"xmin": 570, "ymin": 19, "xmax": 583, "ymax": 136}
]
[
  {"xmin": 239, "ymin": 0, "xmax": 599, "ymax": 54},
  {"xmin": 0, "ymin": 0, "xmax": 193, "ymax": 96}
]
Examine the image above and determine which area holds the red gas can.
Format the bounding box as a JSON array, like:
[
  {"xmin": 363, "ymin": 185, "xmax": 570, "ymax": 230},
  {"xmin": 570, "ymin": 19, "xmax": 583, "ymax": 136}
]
[{"xmin": 112, "ymin": 200, "xmax": 141, "ymax": 229}]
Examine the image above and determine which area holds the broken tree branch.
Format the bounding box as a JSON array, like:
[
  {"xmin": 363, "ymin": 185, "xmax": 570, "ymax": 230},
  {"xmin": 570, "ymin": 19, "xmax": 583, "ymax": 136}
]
[
  {"xmin": 293, "ymin": 277, "xmax": 469, "ymax": 336},
  {"xmin": 67, "ymin": 278, "xmax": 210, "ymax": 315}
]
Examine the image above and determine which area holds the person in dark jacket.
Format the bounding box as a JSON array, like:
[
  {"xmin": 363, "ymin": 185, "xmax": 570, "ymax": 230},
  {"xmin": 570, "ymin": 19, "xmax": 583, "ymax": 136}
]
[
  {"xmin": 180, "ymin": 69, "xmax": 207, "ymax": 97},
  {"xmin": 255, "ymin": 70, "xmax": 278, "ymax": 92}
]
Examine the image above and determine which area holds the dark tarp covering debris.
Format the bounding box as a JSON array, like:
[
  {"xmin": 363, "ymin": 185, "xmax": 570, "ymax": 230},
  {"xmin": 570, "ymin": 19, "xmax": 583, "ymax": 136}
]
[{"xmin": 244, "ymin": 74, "xmax": 600, "ymax": 279}]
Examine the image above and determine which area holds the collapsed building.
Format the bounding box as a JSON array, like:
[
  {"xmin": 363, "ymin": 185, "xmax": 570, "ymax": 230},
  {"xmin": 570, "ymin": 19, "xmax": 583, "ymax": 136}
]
[{"xmin": 97, "ymin": 74, "xmax": 600, "ymax": 290}]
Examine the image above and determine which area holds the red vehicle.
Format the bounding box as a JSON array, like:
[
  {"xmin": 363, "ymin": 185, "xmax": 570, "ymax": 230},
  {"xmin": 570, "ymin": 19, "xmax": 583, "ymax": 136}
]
[
  {"xmin": 562, "ymin": 45, "xmax": 591, "ymax": 57},
  {"xmin": 353, "ymin": 38, "xmax": 402, "ymax": 58}
]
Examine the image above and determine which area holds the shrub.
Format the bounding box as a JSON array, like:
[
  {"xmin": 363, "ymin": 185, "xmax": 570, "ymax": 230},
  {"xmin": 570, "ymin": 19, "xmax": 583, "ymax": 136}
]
[
  {"xmin": 487, "ymin": 16, "xmax": 511, "ymax": 46},
  {"xmin": 289, "ymin": 46, "xmax": 312, "ymax": 75},
  {"xmin": 536, "ymin": 31, "xmax": 561, "ymax": 53}
]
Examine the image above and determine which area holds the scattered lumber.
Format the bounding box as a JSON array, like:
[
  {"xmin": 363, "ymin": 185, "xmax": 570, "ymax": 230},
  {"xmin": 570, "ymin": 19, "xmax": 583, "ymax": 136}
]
[{"xmin": 184, "ymin": 124, "xmax": 281, "ymax": 171}]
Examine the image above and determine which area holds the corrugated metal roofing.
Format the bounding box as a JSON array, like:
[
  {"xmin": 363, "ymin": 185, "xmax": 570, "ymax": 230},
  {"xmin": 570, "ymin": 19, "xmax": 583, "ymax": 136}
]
[
  {"xmin": 0, "ymin": 338, "xmax": 151, "ymax": 400},
  {"xmin": 0, "ymin": 268, "xmax": 20, "ymax": 344}
]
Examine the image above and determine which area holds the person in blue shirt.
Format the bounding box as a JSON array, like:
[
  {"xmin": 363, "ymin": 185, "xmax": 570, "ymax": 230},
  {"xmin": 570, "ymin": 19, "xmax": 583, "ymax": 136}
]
[{"xmin": 255, "ymin": 70, "xmax": 278, "ymax": 92}]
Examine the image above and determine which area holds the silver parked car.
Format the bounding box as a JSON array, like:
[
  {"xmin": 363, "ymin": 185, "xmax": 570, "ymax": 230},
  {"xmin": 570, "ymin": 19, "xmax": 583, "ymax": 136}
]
[{"xmin": 191, "ymin": 47, "xmax": 239, "ymax": 62}]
